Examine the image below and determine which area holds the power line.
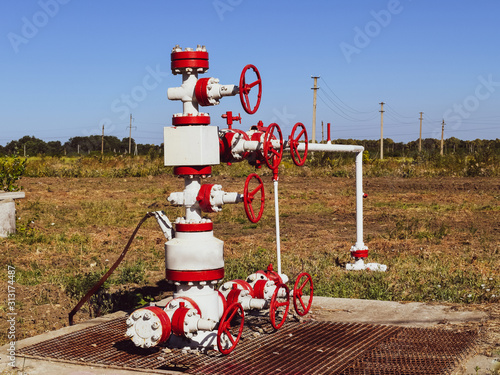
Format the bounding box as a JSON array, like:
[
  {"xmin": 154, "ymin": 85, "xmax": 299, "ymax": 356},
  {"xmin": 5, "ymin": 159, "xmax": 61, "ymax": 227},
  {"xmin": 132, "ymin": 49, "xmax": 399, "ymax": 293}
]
[{"xmin": 320, "ymin": 77, "xmax": 378, "ymax": 114}]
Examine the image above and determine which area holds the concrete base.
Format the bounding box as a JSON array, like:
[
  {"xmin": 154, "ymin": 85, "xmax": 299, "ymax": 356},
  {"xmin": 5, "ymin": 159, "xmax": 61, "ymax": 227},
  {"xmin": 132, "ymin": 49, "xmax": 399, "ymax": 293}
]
[
  {"xmin": 0, "ymin": 299, "xmax": 496, "ymax": 375},
  {"xmin": 0, "ymin": 199, "xmax": 16, "ymax": 238}
]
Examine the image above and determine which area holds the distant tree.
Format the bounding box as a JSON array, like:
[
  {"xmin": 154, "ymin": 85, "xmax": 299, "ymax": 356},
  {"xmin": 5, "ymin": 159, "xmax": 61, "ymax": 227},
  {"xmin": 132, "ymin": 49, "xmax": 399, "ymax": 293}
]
[
  {"xmin": 46, "ymin": 141, "xmax": 64, "ymax": 156},
  {"xmin": 4, "ymin": 136, "xmax": 48, "ymax": 156}
]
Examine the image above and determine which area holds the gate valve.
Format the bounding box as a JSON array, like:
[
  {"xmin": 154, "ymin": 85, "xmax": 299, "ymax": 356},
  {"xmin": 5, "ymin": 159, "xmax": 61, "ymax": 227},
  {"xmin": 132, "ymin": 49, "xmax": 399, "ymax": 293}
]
[
  {"xmin": 125, "ymin": 306, "xmax": 172, "ymax": 348},
  {"xmin": 226, "ymin": 284, "xmax": 266, "ymax": 310},
  {"xmin": 288, "ymin": 122, "xmax": 308, "ymax": 166},
  {"xmin": 243, "ymin": 173, "xmax": 265, "ymax": 223},
  {"xmin": 292, "ymin": 272, "xmax": 314, "ymax": 316},
  {"xmin": 270, "ymin": 283, "xmax": 290, "ymax": 330},
  {"xmin": 195, "ymin": 77, "xmax": 238, "ymax": 106},
  {"xmin": 219, "ymin": 281, "xmax": 265, "ymax": 310},
  {"xmin": 219, "ymin": 129, "xmax": 250, "ymax": 163},
  {"xmin": 170, "ymin": 302, "xmax": 216, "ymax": 339},
  {"xmin": 196, "ymin": 184, "xmax": 243, "ymax": 213},
  {"xmin": 217, "ymin": 302, "xmax": 245, "ymax": 355},
  {"xmin": 262, "ymin": 123, "xmax": 284, "ymax": 170},
  {"xmin": 221, "ymin": 111, "xmax": 242, "ymax": 128},
  {"xmin": 239, "ymin": 64, "xmax": 262, "ymax": 114},
  {"xmin": 263, "ymin": 263, "xmax": 289, "ymax": 285},
  {"xmin": 219, "ymin": 279, "xmax": 254, "ymax": 297},
  {"xmin": 252, "ymin": 279, "xmax": 277, "ymax": 300}
]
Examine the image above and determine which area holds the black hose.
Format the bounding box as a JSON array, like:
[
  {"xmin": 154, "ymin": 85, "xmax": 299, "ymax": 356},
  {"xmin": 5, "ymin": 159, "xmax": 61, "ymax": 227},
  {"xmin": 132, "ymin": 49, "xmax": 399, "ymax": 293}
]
[{"xmin": 68, "ymin": 212, "xmax": 154, "ymax": 325}]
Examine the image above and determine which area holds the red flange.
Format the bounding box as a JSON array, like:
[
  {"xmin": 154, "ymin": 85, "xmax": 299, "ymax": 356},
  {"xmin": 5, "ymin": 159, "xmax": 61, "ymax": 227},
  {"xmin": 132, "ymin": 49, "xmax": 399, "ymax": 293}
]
[
  {"xmin": 253, "ymin": 279, "xmax": 268, "ymax": 299},
  {"xmin": 165, "ymin": 268, "xmax": 224, "ymax": 282},
  {"xmin": 173, "ymin": 165, "xmax": 212, "ymax": 176},
  {"xmin": 194, "ymin": 77, "xmax": 212, "ymax": 106},
  {"xmin": 171, "ymin": 50, "xmax": 209, "ymax": 72},
  {"xmin": 172, "ymin": 114, "xmax": 210, "ymax": 126},
  {"xmin": 175, "ymin": 222, "xmax": 213, "ymax": 232},
  {"xmin": 196, "ymin": 184, "xmax": 215, "ymax": 213},
  {"xmin": 171, "ymin": 306, "xmax": 190, "ymax": 337},
  {"xmin": 351, "ymin": 249, "xmax": 369, "ymax": 258}
]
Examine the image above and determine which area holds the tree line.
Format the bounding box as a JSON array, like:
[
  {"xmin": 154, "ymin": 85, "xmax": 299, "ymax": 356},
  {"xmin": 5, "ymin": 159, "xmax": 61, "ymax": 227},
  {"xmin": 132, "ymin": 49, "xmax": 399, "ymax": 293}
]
[
  {"xmin": 0, "ymin": 135, "xmax": 162, "ymax": 157},
  {"xmin": 0, "ymin": 135, "xmax": 498, "ymax": 158}
]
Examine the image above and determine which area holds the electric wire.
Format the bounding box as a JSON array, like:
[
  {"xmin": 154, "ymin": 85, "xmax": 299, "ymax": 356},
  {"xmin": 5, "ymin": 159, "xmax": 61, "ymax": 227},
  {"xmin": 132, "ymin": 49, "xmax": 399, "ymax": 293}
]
[{"xmin": 319, "ymin": 77, "xmax": 378, "ymax": 114}]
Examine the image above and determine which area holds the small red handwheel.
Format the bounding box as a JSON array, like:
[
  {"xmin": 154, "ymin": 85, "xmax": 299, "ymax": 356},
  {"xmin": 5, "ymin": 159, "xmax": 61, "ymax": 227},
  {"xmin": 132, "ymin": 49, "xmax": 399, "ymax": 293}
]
[
  {"xmin": 263, "ymin": 123, "xmax": 284, "ymax": 170},
  {"xmin": 293, "ymin": 272, "xmax": 314, "ymax": 316},
  {"xmin": 243, "ymin": 173, "xmax": 265, "ymax": 223},
  {"xmin": 269, "ymin": 283, "xmax": 290, "ymax": 330},
  {"xmin": 289, "ymin": 122, "xmax": 308, "ymax": 166},
  {"xmin": 217, "ymin": 302, "xmax": 245, "ymax": 355},
  {"xmin": 239, "ymin": 64, "xmax": 262, "ymax": 114}
]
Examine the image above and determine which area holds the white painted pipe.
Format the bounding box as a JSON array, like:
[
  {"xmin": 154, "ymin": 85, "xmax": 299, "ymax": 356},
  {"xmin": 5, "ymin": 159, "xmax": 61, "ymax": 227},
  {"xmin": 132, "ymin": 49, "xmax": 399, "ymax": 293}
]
[
  {"xmin": 294, "ymin": 143, "xmax": 366, "ymax": 252},
  {"xmin": 273, "ymin": 179, "xmax": 282, "ymax": 275},
  {"xmin": 355, "ymin": 150, "xmax": 364, "ymax": 248},
  {"xmin": 295, "ymin": 143, "xmax": 364, "ymax": 153}
]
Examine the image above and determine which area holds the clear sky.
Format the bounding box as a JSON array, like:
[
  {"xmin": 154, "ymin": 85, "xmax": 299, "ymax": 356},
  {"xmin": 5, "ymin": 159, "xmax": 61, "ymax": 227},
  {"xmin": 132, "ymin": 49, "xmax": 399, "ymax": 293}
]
[{"xmin": 1, "ymin": 0, "xmax": 499, "ymax": 146}]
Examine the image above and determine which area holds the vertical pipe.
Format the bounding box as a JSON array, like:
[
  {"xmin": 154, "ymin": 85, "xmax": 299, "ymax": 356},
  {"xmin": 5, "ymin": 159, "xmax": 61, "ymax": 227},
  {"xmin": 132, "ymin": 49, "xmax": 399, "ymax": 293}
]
[
  {"xmin": 355, "ymin": 151, "xmax": 364, "ymax": 248},
  {"xmin": 274, "ymin": 179, "xmax": 282, "ymax": 275},
  {"xmin": 184, "ymin": 177, "xmax": 202, "ymax": 222},
  {"xmin": 327, "ymin": 122, "xmax": 331, "ymax": 143}
]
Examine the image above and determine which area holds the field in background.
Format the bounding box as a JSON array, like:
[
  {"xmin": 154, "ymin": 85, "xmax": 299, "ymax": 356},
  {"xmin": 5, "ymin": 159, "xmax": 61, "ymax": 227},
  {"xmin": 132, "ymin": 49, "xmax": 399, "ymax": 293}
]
[{"xmin": 0, "ymin": 156, "xmax": 498, "ymax": 356}]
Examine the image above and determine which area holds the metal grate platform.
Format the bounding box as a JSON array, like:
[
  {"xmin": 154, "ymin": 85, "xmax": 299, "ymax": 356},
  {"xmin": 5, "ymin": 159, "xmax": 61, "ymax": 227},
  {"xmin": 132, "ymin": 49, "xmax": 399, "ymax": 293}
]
[{"xmin": 18, "ymin": 316, "xmax": 477, "ymax": 374}]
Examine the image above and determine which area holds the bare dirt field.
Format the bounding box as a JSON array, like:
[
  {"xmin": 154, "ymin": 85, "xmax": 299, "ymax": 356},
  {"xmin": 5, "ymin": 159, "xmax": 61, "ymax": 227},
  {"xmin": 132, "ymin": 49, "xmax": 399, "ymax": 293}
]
[{"xmin": 1, "ymin": 175, "xmax": 499, "ymax": 360}]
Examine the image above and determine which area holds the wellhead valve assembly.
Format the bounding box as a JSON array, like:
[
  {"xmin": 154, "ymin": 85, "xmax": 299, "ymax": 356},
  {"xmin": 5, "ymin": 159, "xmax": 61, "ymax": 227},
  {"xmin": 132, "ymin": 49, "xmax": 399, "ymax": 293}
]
[{"xmin": 124, "ymin": 45, "xmax": 313, "ymax": 354}]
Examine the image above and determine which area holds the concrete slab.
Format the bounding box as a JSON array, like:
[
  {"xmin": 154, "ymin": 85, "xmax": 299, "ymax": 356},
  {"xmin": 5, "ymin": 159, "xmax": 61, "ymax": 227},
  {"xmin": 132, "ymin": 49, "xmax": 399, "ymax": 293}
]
[
  {"xmin": 311, "ymin": 297, "xmax": 487, "ymax": 327},
  {"xmin": 0, "ymin": 298, "xmax": 495, "ymax": 375}
]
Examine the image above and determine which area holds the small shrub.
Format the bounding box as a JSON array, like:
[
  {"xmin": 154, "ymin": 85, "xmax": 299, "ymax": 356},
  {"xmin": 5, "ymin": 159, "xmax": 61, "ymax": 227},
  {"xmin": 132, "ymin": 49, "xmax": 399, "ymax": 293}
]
[{"xmin": 0, "ymin": 152, "xmax": 27, "ymax": 191}]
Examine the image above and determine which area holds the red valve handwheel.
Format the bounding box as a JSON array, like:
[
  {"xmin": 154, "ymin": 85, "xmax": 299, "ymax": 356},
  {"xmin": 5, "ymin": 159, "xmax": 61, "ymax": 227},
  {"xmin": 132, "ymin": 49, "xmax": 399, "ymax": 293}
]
[
  {"xmin": 289, "ymin": 122, "xmax": 308, "ymax": 166},
  {"xmin": 239, "ymin": 64, "xmax": 262, "ymax": 114},
  {"xmin": 263, "ymin": 123, "xmax": 284, "ymax": 170},
  {"xmin": 293, "ymin": 272, "xmax": 314, "ymax": 316},
  {"xmin": 217, "ymin": 302, "xmax": 245, "ymax": 355},
  {"xmin": 243, "ymin": 173, "xmax": 265, "ymax": 223},
  {"xmin": 269, "ymin": 283, "xmax": 290, "ymax": 330}
]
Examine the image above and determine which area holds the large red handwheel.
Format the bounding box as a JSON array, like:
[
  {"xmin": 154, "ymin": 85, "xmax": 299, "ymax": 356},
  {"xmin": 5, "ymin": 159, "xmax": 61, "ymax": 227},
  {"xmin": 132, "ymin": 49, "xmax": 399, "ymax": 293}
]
[
  {"xmin": 243, "ymin": 173, "xmax": 265, "ymax": 223},
  {"xmin": 217, "ymin": 302, "xmax": 245, "ymax": 355},
  {"xmin": 239, "ymin": 64, "xmax": 262, "ymax": 114},
  {"xmin": 269, "ymin": 283, "xmax": 290, "ymax": 330},
  {"xmin": 289, "ymin": 122, "xmax": 308, "ymax": 166},
  {"xmin": 263, "ymin": 123, "xmax": 284, "ymax": 170},
  {"xmin": 293, "ymin": 272, "xmax": 314, "ymax": 316}
]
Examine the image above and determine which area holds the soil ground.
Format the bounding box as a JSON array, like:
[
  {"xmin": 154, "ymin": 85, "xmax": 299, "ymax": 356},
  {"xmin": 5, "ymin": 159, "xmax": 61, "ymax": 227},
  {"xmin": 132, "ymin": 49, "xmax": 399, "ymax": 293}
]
[{"xmin": 0, "ymin": 175, "xmax": 499, "ymax": 369}]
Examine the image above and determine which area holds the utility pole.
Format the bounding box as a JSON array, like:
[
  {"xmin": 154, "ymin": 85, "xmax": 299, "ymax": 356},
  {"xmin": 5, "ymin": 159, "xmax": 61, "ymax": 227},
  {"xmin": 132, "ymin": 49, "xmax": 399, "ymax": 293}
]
[
  {"xmin": 440, "ymin": 119, "xmax": 445, "ymax": 156},
  {"xmin": 419, "ymin": 112, "xmax": 423, "ymax": 152},
  {"xmin": 128, "ymin": 114, "xmax": 133, "ymax": 154},
  {"xmin": 379, "ymin": 102, "xmax": 385, "ymax": 159},
  {"xmin": 311, "ymin": 76, "xmax": 320, "ymax": 143},
  {"xmin": 101, "ymin": 124, "xmax": 104, "ymax": 155}
]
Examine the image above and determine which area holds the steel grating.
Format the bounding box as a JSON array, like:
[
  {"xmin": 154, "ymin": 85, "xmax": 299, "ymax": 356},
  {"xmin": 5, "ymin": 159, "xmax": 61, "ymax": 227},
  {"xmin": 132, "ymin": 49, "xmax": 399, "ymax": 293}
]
[{"xmin": 18, "ymin": 316, "xmax": 477, "ymax": 374}]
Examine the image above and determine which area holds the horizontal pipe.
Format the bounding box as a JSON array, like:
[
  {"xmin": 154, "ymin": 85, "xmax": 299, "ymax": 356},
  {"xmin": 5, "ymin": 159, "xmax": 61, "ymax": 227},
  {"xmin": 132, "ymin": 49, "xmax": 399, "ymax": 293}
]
[{"xmin": 295, "ymin": 143, "xmax": 364, "ymax": 153}]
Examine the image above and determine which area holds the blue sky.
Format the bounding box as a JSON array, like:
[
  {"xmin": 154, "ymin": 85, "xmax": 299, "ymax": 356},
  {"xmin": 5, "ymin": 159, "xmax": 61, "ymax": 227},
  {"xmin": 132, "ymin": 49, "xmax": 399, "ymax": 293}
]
[{"xmin": 1, "ymin": 0, "xmax": 499, "ymax": 146}]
